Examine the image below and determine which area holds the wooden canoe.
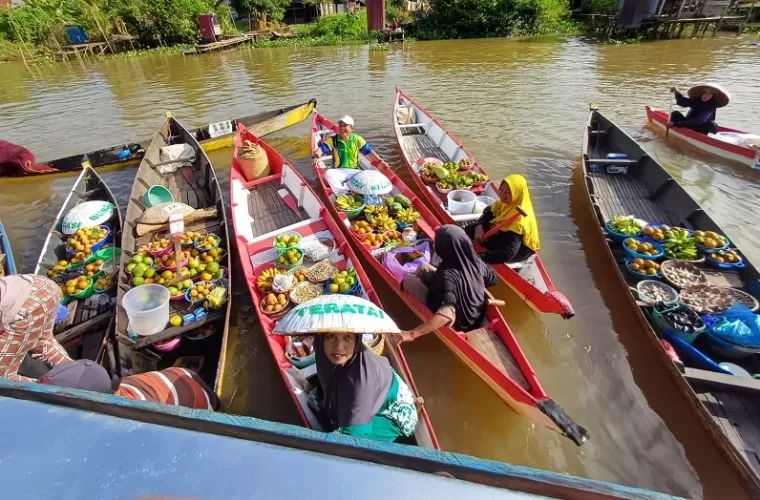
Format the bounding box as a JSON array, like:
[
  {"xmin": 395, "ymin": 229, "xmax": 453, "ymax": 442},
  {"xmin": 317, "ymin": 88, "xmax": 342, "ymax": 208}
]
[
  {"xmin": 32, "ymin": 166, "xmax": 122, "ymax": 364},
  {"xmin": 0, "ymin": 219, "xmax": 16, "ymax": 275},
  {"xmin": 230, "ymin": 123, "xmax": 438, "ymax": 448},
  {"xmin": 393, "ymin": 88, "xmax": 574, "ymax": 319},
  {"xmin": 646, "ymin": 106, "xmax": 760, "ymax": 172},
  {"xmin": 313, "ymin": 111, "xmax": 588, "ymax": 446},
  {"xmin": 582, "ymin": 106, "xmax": 760, "ymax": 496},
  {"xmin": 3, "ymin": 99, "xmax": 317, "ymax": 178},
  {"xmin": 114, "ymin": 114, "xmax": 231, "ymax": 396}
]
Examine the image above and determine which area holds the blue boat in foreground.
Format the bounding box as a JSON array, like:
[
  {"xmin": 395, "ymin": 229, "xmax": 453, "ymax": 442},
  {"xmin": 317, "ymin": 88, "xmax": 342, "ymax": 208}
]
[
  {"xmin": 0, "ymin": 379, "xmax": 681, "ymax": 500},
  {"xmin": 0, "ymin": 219, "xmax": 16, "ymax": 275}
]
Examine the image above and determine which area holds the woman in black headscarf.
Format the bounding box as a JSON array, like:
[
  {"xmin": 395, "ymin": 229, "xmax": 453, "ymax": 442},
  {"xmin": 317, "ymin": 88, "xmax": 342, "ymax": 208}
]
[
  {"xmin": 399, "ymin": 225, "xmax": 497, "ymax": 341},
  {"xmin": 309, "ymin": 333, "xmax": 418, "ymax": 442}
]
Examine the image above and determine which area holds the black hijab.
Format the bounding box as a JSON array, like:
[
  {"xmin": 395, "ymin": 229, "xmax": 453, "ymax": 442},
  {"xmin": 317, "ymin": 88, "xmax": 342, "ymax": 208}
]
[
  {"xmin": 431, "ymin": 225, "xmax": 489, "ymax": 331},
  {"xmin": 314, "ymin": 334, "xmax": 393, "ymax": 429}
]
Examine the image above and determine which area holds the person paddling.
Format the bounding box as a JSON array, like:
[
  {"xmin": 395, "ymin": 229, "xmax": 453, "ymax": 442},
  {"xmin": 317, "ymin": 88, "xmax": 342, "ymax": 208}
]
[{"xmin": 668, "ymin": 84, "xmax": 730, "ymax": 135}]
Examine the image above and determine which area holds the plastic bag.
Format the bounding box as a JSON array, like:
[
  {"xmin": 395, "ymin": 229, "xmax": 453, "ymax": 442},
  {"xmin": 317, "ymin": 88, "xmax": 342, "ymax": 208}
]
[
  {"xmin": 383, "ymin": 240, "xmax": 430, "ymax": 283},
  {"xmin": 703, "ymin": 303, "xmax": 760, "ymax": 348}
]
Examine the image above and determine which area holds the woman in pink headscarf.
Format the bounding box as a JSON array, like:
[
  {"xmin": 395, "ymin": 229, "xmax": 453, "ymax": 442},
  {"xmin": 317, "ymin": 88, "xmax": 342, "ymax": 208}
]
[
  {"xmin": 0, "ymin": 275, "xmax": 71, "ymax": 381},
  {"xmin": 0, "ymin": 140, "xmax": 56, "ymax": 175}
]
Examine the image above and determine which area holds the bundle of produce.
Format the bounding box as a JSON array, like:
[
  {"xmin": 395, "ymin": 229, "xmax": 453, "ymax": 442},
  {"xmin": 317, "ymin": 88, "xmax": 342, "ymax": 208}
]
[
  {"xmin": 442, "ymin": 161, "xmax": 459, "ymax": 172},
  {"xmin": 352, "ymin": 220, "xmax": 373, "ymax": 236},
  {"xmin": 238, "ymin": 139, "xmax": 270, "ymax": 181},
  {"xmin": 261, "ymin": 292, "xmax": 289, "ymax": 315},
  {"xmin": 363, "ymin": 205, "xmax": 388, "ymax": 224},
  {"xmin": 395, "ymin": 208, "xmax": 420, "ymax": 225},
  {"xmin": 606, "ymin": 216, "xmax": 642, "ymax": 237},
  {"xmin": 371, "ymin": 214, "xmax": 397, "ymax": 232},
  {"xmin": 335, "ymin": 194, "xmax": 364, "ymax": 219},
  {"xmin": 362, "ymin": 233, "xmax": 384, "ymax": 249},
  {"xmin": 436, "ymin": 179, "xmax": 454, "ymax": 192},
  {"xmin": 627, "ymin": 258, "xmax": 661, "ymax": 277},
  {"xmin": 274, "ymin": 232, "xmax": 301, "ymax": 251},
  {"xmin": 327, "ymin": 269, "xmax": 358, "ymax": 294},
  {"xmin": 451, "ymin": 173, "xmax": 474, "ymax": 190},
  {"xmin": 206, "ymin": 286, "xmax": 228, "ymax": 310},
  {"xmin": 66, "ymin": 226, "xmax": 109, "ymax": 259},
  {"xmin": 256, "ymin": 267, "xmax": 287, "ymax": 292},
  {"xmin": 661, "ymin": 228, "xmax": 699, "ymax": 260},
  {"xmin": 623, "ymin": 238, "xmax": 663, "ymax": 258},
  {"xmin": 706, "ymin": 249, "xmax": 743, "ymax": 268},
  {"xmin": 180, "ymin": 230, "xmax": 204, "ymax": 246}
]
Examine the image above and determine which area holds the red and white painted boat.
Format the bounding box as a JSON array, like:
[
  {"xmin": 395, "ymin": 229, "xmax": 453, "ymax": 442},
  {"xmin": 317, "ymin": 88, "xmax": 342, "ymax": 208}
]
[
  {"xmin": 311, "ymin": 112, "xmax": 588, "ymax": 445},
  {"xmin": 392, "ymin": 88, "xmax": 574, "ymax": 319},
  {"xmin": 230, "ymin": 123, "xmax": 438, "ymax": 449},
  {"xmin": 646, "ymin": 106, "xmax": 760, "ymax": 172}
]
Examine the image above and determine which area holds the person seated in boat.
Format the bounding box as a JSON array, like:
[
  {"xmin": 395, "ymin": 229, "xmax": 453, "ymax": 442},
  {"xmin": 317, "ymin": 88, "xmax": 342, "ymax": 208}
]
[
  {"xmin": 464, "ymin": 174, "xmax": 539, "ymax": 264},
  {"xmin": 39, "ymin": 358, "xmax": 221, "ymax": 411},
  {"xmin": 0, "ymin": 140, "xmax": 56, "ymax": 175},
  {"xmin": 309, "ymin": 333, "xmax": 418, "ymax": 442},
  {"xmin": 667, "ymin": 84, "xmax": 730, "ymax": 135},
  {"xmin": 311, "ymin": 116, "xmax": 390, "ymax": 170},
  {"xmin": 0, "ymin": 275, "xmax": 72, "ymax": 382},
  {"xmin": 398, "ymin": 225, "xmax": 497, "ymax": 342}
]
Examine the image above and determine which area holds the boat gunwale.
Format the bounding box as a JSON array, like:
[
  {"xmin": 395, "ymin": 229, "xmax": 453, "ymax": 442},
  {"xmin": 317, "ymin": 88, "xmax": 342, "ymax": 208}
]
[{"xmin": 0, "ymin": 219, "xmax": 16, "ymax": 275}]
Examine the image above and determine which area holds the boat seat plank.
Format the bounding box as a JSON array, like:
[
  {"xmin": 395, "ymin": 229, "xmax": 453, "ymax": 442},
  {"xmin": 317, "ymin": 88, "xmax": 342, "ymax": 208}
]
[
  {"xmin": 697, "ymin": 391, "xmax": 760, "ymax": 475},
  {"xmin": 588, "ymin": 172, "xmax": 677, "ymax": 225},
  {"xmin": 402, "ymin": 135, "xmax": 451, "ymax": 164},
  {"xmin": 466, "ymin": 328, "xmax": 531, "ymax": 392},
  {"xmin": 247, "ymin": 182, "xmax": 307, "ymax": 238}
]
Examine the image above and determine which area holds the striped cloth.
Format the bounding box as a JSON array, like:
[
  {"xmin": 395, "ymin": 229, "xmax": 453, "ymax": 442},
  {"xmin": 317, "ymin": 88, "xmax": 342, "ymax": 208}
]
[
  {"xmin": 0, "ymin": 276, "xmax": 71, "ymax": 382},
  {"xmin": 115, "ymin": 367, "xmax": 219, "ymax": 410}
]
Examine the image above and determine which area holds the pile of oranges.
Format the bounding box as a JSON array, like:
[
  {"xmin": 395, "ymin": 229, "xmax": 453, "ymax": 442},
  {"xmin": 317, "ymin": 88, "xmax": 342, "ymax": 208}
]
[
  {"xmin": 624, "ymin": 238, "xmax": 660, "ymax": 257},
  {"xmin": 628, "ymin": 258, "xmax": 660, "ymax": 276},
  {"xmin": 362, "ymin": 233, "xmax": 384, "ymax": 248},
  {"xmin": 263, "ymin": 293, "xmax": 288, "ymax": 314}
]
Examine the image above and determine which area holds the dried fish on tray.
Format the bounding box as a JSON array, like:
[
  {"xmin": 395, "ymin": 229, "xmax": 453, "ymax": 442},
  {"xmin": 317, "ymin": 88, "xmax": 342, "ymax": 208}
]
[
  {"xmin": 680, "ymin": 286, "xmax": 733, "ymax": 314},
  {"xmin": 289, "ymin": 281, "xmax": 323, "ymax": 304},
  {"xmin": 718, "ymin": 287, "xmax": 760, "ymax": 312},
  {"xmin": 306, "ymin": 259, "xmax": 338, "ymax": 283},
  {"xmin": 660, "ymin": 260, "xmax": 708, "ymax": 289}
]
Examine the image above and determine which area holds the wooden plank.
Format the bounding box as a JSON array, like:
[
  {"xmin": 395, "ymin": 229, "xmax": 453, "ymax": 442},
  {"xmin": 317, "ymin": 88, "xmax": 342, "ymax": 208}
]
[
  {"xmin": 129, "ymin": 310, "xmax": 225, "ymax": 350},
  {"xmin": 686, "ymin": 367, "xmax": 760, "ymax": 396},
  {"xmin": 712, "ymin": 391, "xmax": 760, "ymax": 474},
  {"xmin": 466, "ymin": 328, "xmax": 530, "ymax": 391}
]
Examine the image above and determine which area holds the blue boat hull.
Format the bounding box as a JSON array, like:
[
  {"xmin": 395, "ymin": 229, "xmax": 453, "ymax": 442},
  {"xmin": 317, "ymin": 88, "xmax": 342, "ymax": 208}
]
[{"xmin": 0, "ymin": 219, "xmax": 16, "ymax": 274}]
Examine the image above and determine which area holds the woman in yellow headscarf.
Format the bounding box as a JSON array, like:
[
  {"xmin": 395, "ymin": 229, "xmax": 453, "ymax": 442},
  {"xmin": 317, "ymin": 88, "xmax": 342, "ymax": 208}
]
[{"xmin": 464, "ymin": 174, "xmax": 540, "ymax": 263}]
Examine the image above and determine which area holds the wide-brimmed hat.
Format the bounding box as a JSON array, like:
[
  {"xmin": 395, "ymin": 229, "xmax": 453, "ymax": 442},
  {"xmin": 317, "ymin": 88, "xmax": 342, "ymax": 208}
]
[{"xmin": 688, "ymin": 83, "xmax": 730, "ymax": 108}]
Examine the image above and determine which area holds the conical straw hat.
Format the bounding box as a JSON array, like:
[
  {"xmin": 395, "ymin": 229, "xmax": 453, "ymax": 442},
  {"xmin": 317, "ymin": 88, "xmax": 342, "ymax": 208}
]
[{"xmin": 272, "ymin": 295, "xmax": 400, "ymax": 335}]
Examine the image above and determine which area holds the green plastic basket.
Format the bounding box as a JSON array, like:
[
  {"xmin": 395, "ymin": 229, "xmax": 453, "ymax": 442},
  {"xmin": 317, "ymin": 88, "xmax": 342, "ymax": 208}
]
[{"xmin": 651, "ymin": 303, "xmax": 705, "ymax": 344}]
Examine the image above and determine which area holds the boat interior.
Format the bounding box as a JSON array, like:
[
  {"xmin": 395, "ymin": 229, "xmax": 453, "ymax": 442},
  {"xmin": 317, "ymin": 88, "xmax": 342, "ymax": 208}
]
[
  {"xmin": 116, "ymin": 118, "xmax": 229, "ymax": 389},
  {"xmin": 586, "ymin": 110, "xmax": 760, "ymax": 474}
]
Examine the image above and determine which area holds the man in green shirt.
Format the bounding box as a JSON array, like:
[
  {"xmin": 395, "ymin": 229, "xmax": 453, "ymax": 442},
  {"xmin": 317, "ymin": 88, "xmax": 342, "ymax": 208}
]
[{"xmin": 312, "ymin": 116, "xmax": 389, "ymax": 169}]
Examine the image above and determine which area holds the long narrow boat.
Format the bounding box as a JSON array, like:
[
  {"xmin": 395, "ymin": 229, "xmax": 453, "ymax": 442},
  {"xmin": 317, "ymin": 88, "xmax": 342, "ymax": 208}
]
[
  {"xmin": 0, "ymin": 219, "xmax": 16, "ymax": 275},
  {"xmin": 582, "ymin": 106, "xmax": 760, "ymax": 496},
  {"xmin": 312, "ymin": 112, "xmax": 588, "ymax": 446},
  {"xmin": 2, "ymin": 100, "xmax": 317, "ymax": 178},
  {"xmin": 392, "ymin": 88, "xmax": 574, "ymax": 319},
  {"xmin": 230, "ymin": 123, "xmax": 438, "ymax": 448},
  {"xmin": 114, "ymin": 114, "xmax": 231, "ymax": 395},
  {"xmin": 33, "ymin": 166, "xmax": 122, "ymax": 362},
  {"xmin": 646, "ymin": 106, "xmax": 760, "ymax": 172}
]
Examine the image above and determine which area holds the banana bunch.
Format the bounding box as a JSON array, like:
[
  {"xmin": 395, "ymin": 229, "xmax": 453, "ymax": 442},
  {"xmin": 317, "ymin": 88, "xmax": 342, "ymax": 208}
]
[
  {"xmin": 207, "ymin": 286, "xmax": 228, "ymax": 310},
  {"xmin": 364, "ymin": 205, "xmax": 388, "ymax": 217},
  {"xmin": 372, "ymin": 214, "xmax": 397, "ymax": 232},
  {"xmin": 256, "ymin": 267, "xmax": 285, "ymax": 292},
  {"xmin": 663, "ymin": 228, "xmax": 698, "ymax": 260},
  {"xmin": 396, "ymin": 208, "xmax": 420, "ymax": 224},
  {"xmin": 336, "ymin": 194, "xmax": 363, "ymax": 211}
]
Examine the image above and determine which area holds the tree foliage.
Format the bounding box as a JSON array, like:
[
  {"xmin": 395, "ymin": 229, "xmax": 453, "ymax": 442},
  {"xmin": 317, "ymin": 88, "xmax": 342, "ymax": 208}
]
[
  {"xmin": 230, "ymin": 0, "xmax": 291, "ymax": 25},
  {"xmin": 413, "ymin": 0, "xmax": 574, "ymax": 39}
]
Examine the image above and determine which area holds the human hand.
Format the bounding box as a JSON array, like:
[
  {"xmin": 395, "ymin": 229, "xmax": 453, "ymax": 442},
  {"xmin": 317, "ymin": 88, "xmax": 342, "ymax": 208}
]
[
  {"xmin": 670, "ymin": 87, "xmax": 678, "ymax": 94},
  {"xmin": 394, "ymin": 330, "xmax": 416, "ymax": 344},
  {"xmin": 312, "ymin": 157, "xmax": 320, "ymax": 168}
]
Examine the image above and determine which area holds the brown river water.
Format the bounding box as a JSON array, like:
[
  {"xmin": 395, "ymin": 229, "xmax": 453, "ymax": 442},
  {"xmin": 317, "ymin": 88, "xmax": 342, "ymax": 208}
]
[{"xmin": 1, "ymin": 35, "xmax": 759, "ymax": 498}]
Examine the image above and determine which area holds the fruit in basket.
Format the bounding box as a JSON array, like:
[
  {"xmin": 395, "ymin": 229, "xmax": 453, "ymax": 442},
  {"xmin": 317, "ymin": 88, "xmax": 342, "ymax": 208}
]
[
  {"xmin": 276, "ymin": 249, "xmax": 302, "ymax": 266},
  {"xmin": 436, "ymin": 179, "xmax": 454, "ymax": 190},
  {"xmin": 372, "ymin": 214, "xmax": 397, "ymax": 232},
  {"xmin": 662, "ymin": 228, "xmax": 698, "ymax": 260},
  {"xmin": 328, "ymin": 269, "xmax": 357, "ymax": 294},
  {"xmin": 275, "ymin": 233, "xmax": 301, "ymax": 249},
  {"xmin": 364, "ymin": 205, "xmax": 388, "ymax": 218},
  {"xmin": 352, "ymin": 220, "xmax": 372, "ymax": 235},
  {"xmin": 442, "ymin": 161, "xmax": 459, "ymax": 171},
  {"xmin": 264, "ymin": 293, "xmax": 288, "ymax": 313},
  {"xmin": 694, "ymin": 230, "xmax": 727, "ymax": 249},
  {"xmin": 48, "ymin": 259, "xmax": 72, "ymax": 279},
  {"xmin": 292, "ymin": 268, "xmax": 308, "ymax": 282},
  {"xmin": 624, "ymin": 238, "xmax": 660, "ymax": 256},
  {"xmin": 180, "ymin": 231, "xmax": 202, "ymax": 245},
  {"xmin": 362, "ymin": 233, "xmax": 384, "ymax": 248},
  {"xmin": 196, "ymin": 234, "xmax": 220, "ymax": 250},
  {"xmin": 336, "ymin": 194, "xmax": 363, "ymax": 211},
  {"xmin": 394, "ymin": 195, "xmax": 411, "ymax": 208},
  {"xmin": 396, "ymin": 208, "xmax": 420, "ymax": 225},
  {"xmin": 66, "ymin": 227, "xmax": 108, "ymax": 258},
  {"xmin": 609, "ymin": 216, "xmax": 642, "ymax": 236},
  {"xmin": 257, "ymin": 267, "xmax": 285, "ymax": 291},
  {"xmin": 459, "ymin": 159, "xmax": 473, "ymax": 169},
  {"xmin": 384, "ymin": 231, "xmax": 402, "ymax": 243},
  {"xmin": 452, "ymin": 173, "xmax": 474, "ymax": 189},
  {"xmin": 708, "ymin": 249, "xmax": 740, "ymax": 264}
]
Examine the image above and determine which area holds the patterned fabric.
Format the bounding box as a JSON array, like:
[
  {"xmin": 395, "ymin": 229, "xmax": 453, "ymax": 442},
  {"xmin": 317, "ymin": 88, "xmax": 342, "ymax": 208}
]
[
  {"xmin": 319, "ymin": 133, "xmax": 373, "ymax": 169},
  {"xmin": 381, "ymin": 373, "xmax": 418, "ymax": 437},
  {"xmin": 115, "ymin": 367, "xmax": 218, "ymax": 410},
  {"xmin": 0, "ymin": 276, "xmax": 70, "ymax": 382}
]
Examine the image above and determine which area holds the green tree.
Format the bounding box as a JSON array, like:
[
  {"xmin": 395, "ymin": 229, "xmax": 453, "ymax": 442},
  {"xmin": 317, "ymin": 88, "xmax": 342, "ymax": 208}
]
[{"xmin": 230, "ymin": 0, "xmax": 291, "ymax": 30}]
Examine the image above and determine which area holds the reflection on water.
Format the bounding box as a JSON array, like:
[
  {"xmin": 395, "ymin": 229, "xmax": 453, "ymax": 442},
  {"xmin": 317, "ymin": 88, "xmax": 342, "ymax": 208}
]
[{"xmin": 1, "ymin": 35, "xmax": 758, "ymax": 498}]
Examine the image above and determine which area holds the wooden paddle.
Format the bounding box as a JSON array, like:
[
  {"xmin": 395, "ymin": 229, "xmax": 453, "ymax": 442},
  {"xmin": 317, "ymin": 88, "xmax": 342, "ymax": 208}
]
[
  {"xmin": 472, "ymin": 205, "xmax": 527, "ymax": 254},
  {"xmin": 665, "ymin": 94, "xmax": 674, "ymax": 139}
]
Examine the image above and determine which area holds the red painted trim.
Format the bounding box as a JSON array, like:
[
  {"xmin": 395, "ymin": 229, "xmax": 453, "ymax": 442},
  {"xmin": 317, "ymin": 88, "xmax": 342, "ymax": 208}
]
[
  {"xmin": 232, "ymin": 122, "xmax": 439, "ymax": 449},
  {"xmin": 312, "ymin": 111, "xmax": 553, "ymax": 412},
  {"xmin": 645, "ymin": 106, "xmax": 756, "ymax": 160},
  {"xmin": 393, "ymin": 89, "xmax": 574, "ymax": 318}
]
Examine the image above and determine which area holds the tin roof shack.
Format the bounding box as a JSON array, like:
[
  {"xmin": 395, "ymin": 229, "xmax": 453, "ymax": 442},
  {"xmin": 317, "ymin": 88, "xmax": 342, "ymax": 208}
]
[{"xmin": 612, "ymin": 0, "xmax": 750, "ymax": 36}]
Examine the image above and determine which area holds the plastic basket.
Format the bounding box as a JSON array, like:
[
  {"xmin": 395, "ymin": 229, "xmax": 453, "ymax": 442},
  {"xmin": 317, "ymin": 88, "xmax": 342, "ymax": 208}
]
[
  {"xmin": 624, "ymin": 258, "xmax": 663, "ymax": 281},
  {"xmin": 622, "ymin": 238, "xmax": 664, "ymax": 260},
  {"xmin": 651, "ymin": 303, "xmax": 705, "ymax": 344},
  {"xmin": 272, "ymin": 231, "xmax": 302, "ymax": 252},
  {"xmin": 604, "ymin": 220, "xmax": 641, "ymax": 242}
]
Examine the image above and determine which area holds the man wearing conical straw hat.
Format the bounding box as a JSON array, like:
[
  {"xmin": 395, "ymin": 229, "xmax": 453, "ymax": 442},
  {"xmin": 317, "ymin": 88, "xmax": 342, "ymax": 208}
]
[
  {"xmin": 668, "ymin": 83, "xmax": 730, "ymax": 135},
  {"xmin": 275, "ymin": 295, "xmax": 417, "ymax": 442}
]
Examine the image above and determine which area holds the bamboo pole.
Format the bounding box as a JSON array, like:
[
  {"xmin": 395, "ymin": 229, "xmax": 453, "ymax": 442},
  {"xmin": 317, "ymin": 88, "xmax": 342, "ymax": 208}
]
[{"xmin": 94, "ymin": 17, "xmax": 115, "ymax": 54}]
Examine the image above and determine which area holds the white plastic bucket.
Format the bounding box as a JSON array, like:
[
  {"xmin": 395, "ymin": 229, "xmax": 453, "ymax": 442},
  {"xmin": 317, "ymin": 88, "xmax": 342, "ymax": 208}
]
[
  {"xmin": 447, "ymin": 190, "xmax": 476, "ymax": 215},
  {"xmin": 122, "ymin": 284, "xmax": 170, "ymax": 336},
  {"xmin": 474, "ymin": 195, "xmax": 496, "ymax": 214}
]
